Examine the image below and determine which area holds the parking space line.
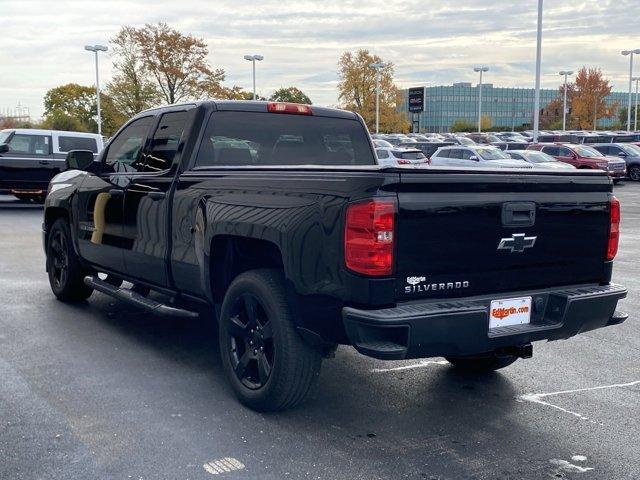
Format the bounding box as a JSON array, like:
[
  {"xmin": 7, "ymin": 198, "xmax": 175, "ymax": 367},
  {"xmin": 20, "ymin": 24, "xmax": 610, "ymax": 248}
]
[
  {"xmin": 203, "ymin": 457, "xmax": 245, "ymax": 476},
  {"xmin": 371, "ymin": 360, "xmax": 449, "ymax": 372},
  {"xmin": 518, "ymin": 380, "xmax": 640, "ymax": 423}
]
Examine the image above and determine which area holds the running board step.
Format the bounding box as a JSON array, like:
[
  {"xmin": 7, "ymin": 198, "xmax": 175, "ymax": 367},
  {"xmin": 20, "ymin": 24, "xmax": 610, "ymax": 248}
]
[{"xmin": 84, "ymin": 276, "xmax": 198, "ymax": 319}]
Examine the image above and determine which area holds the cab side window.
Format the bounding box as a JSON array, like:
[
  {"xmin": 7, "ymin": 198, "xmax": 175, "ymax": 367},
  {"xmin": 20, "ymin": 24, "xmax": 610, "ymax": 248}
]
[
  {"xmin": 8, "ymin": 134, "xmax": 51, "ymax": 155},
  {"xmin": 104, "ymin": 116, "xmax": 154, "ymax": 173},
  {"xmin": 376, "ymin": 149, "xmax": 389, "ymax": 159},
  {"xmin": 143, "ymin": 111, "xmax": 190, "ymax": 172},
  {"xmin": 557, "ymin": 147, "xmax": 574, "ymax": 157},
  {"xmin": 542, "ymin": 146, "xmax": 559, "ymax": 156}
]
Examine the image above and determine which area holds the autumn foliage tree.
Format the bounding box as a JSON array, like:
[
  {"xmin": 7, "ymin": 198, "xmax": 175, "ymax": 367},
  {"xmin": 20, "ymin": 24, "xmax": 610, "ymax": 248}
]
[
  {"xmin": 106, "ymin": 26, "xmax": 161, "ymax": 118},
  {"xmin": 337, "ymin": 50, "xmax": 409, "ymax": 133},
  {"xmin": 569, "ymin": 67, "xmax": 617, "ymax": 130}
]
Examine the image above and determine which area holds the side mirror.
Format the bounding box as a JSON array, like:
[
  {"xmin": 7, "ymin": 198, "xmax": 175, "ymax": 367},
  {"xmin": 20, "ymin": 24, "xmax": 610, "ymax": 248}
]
[
  {"xmin": 65, "ymin": 150, "xmax": 94, "ymax": 171},
  {"xmin": 469, "ymin": 155, "xmax": 479, "ymax": 161},
  {"xmin": 0, "ymin": 143, "xmax": 8, "ymax": 154}
]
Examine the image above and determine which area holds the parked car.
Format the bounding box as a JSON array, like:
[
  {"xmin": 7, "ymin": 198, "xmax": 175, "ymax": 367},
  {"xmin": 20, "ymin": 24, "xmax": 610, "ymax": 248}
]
[
  {"xmin": 430, "ymin": 145, "xmax": 533, "ymax": 168},
  {"xmin": 372, "ymin": 139, "xmax": 394, "ymax": 148},
  {"xmin": 506, "ymin": 150, "xmax": 576, "ymax": 170},
  {"xmin": 592, "ymin": 143, "xmax": 640, "ymax": 181},
  {"xmin": 527, "ymin": 143, "xmax": 626, "ymax": 181},
  {"xmin": 398, "ymin": 141, "xmax": 454, "ymax": 159},
  {"xmin": 376, "ymin": 146, "xmax": 428, "ymax": 166},
  {"xmin": 0, "ymin": 128, "xmax": 103, "ymax": 202},
  {"xmin": 43, "ymin": 100, "xmax": 627, "ymax": 412},
  {"xmin": 442, "ymin": 134, "xmax": 476, "ymax": 146}
]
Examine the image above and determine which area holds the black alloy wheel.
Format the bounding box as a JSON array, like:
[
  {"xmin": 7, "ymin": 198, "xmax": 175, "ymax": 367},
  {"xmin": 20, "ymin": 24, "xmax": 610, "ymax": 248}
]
[
  {"xmin": 49, "ymin": 228, "xmax": 69, "ymax": 290},
  {"xmin": 227, "ymin": 293, "xmax": 275, "ymax": 389}
]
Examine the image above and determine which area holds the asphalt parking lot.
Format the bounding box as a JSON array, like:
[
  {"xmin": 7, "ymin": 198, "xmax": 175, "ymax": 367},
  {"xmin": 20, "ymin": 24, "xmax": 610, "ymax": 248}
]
[{"xmin": 0, "ymin": 185, "xmax": 638, "ymax": 480}]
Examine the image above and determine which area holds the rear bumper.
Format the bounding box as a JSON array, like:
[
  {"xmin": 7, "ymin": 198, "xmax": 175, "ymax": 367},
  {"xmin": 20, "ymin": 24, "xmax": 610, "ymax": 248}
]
[{"xmin": 342, "ymin": 283, "xmax": 627, "ymax": 360}]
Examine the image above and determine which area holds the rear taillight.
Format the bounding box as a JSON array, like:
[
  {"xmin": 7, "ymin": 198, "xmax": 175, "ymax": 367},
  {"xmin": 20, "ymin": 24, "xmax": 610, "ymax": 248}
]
[
  {"xmin": 607, "ymin": 196, "xmax": 620, "ymax": 261},
  {"xmin": 267, "ymin": 102, "xmax": 312, "ymax": 115},
  {"xmin": 344, "ymin": 199, "xmax": 396, "ymax": 276}
]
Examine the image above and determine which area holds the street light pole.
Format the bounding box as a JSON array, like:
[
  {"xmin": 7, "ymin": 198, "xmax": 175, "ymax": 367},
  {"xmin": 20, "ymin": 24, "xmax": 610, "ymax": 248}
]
[
  {"xmin": 559, "ymin": 70, "xmax": 573, "ymax": 131},
  {"xmin": 622, "ymin": 49, "xmax": 640, "ymax": 131},
  {"xmin": 633, "ymin": 76, "xmax": 640, "ymax": 131},
  {"xmin": 84, "ymin": 44, "xmax": 108, "ymax": 135},
  {"xmin": 369, "ymin": 61, "xmax": 388, "ymax": 134},
  {"xmin": 243, "ymin": 54, "xmax": 264, "ymax": 100},
  {"xmin": 473, "ymin": 66, "xmax": 489, "ymax": 133},
  {"xmin": 532, "ymin": 0, "xmax": 543, "ymax": 143}
]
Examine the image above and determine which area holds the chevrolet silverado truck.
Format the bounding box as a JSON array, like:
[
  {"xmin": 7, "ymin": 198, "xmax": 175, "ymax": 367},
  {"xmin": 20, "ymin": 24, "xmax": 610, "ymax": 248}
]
[{"xmin": 43, "ymin": 101, "xmax": 628, "ymax": 412}]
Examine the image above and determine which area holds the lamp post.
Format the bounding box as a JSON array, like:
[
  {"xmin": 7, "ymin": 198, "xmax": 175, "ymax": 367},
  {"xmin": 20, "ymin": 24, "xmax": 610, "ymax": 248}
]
[
  {"xmin": 532, "ymin": 0, "xmax": 543, "ymax": 143},
  {"xmin": 369, "ymin": 61, "xmax": 388, "ymax": 134},
  {"xmin": 633, "ymin": 76, "xmax": 640, "ymax": 131},
  {"xmin": 558, "ymin": 70, "xmax": 573, "ymax": 131},
  {"xmin": 84, "ymin": 44, "xmax": 108, "ymax": 135},
  {"xmin": 622, "ymin": 49, "xmax": 640, "ymax": 131},
  {"xmin": 243, "ymin": 54, "xmax": 264, "ymax": 100},
  {"xmin": 473, "ymin": 66, "xmax": 489, "ymax": 133}
]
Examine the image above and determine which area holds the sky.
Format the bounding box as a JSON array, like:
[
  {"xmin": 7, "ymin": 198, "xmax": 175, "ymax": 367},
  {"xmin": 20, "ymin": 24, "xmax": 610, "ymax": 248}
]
[{"xmin": 0, "ymin": 0, "xmax": 638, "ymax": 119}]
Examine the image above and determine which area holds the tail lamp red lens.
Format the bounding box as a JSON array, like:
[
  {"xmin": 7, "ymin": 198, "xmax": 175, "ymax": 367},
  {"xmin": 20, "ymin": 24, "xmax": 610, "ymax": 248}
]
[
  {"xmin": 607, "ymin": 196, "xmax": 620, "ymax": 261},
  {"xmin": 344, "ymin": 199, "xmax": 396, "ymax": 276},
  {"xmin": 267, "ymin": 102, "xmax": 312, "ymax": 115}
]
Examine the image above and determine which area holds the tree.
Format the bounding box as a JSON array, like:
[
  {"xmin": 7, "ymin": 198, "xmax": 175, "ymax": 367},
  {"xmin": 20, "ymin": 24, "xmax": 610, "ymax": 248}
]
[
  {"xmin": 450, "ymin": 118, "xmax": 475, "ymax": 132},
  {"xmin": 269, "ymin": 87, "xmax": 312, "ymax": 104},
  {"xmin": 337, "ymin": 50, "xmax": 409, "ymax": 133},
  {"xmin": 617, "ymin": 106, "xmax": 639, "ymax": 130},
  {"xmin": 133, "ymin": 23, "xmax": 226, "ymax": 104},
  {"xmin": 106, "ymin": 26, "xmax": 162, "ymax": 117},
  {"xmin": 480, "ymin": 114, "xmax": 492, "ymax": 130},
  {"xmin": 569, "ymin": 67, "xmax": 617, "ymax": 130},
  {"xmin": 42, "ymin": 83, "xmax": 126, "ymax": 136}
]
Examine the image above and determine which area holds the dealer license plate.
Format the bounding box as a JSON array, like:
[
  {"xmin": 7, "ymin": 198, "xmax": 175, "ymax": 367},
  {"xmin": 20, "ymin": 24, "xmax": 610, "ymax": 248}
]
[{"xmin": 489, "ymin": 296, "xmax": 532, "ymax": 330}]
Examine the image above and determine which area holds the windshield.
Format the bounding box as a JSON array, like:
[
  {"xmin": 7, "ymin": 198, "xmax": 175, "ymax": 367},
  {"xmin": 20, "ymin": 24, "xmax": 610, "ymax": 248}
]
[
  {"xmin": 0, "ymin": 130, "xmax": 12, "ymax": 144},
  {"xmin": 574, "ymin": 145, "xmax": 603, "ymax": 157},
  {"xmin": 524, "ymin": 151, "xmax": 556, "ymax": 163},
  {"xmin": 477, "ymin": 147, "xmax": 510, "ymax": 160},
  {"xmin": 621, "ymin": 144, "xmax": 640, "ymax": 156},
  {"xmin": 456, "ymin": 136, "xmax": 474, "ymax": 145}
]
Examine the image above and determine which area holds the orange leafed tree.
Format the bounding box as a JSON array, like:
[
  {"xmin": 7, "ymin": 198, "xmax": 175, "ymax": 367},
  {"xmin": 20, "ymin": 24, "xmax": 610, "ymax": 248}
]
[
  {"xmin": 569, "ymin": 67, "xmax": 617, "ymax": 129},
  {"xmin": 337, "ymin": 50, "xmax": 409, "ymax": 133}
]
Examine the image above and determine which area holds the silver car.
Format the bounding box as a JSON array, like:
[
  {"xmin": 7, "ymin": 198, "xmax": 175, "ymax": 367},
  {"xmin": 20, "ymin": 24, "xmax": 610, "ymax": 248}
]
[
  {"xmin": 430, "ymin": 146, "xmax": 532, "ymax": 168},
  {"xmin": 506, "ymin": 150, "xmax": 576, "ymax": 170}
]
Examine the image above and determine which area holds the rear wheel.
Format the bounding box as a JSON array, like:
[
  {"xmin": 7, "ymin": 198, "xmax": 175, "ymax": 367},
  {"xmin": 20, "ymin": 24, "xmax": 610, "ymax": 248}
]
[
  {"xmin": 628, "ymin": 165, "xmax": 640, "ymax": 182},
  {"xmin": 446, "ymin": 354, "xmax": 517, "ymax": 372},
  {"xmin": 46, "ymin": 218, "xmax": 93, "ymax": 302},
  {"xmin": 219, "ymin": 269, "xmax": 322, "ymax": 412}
]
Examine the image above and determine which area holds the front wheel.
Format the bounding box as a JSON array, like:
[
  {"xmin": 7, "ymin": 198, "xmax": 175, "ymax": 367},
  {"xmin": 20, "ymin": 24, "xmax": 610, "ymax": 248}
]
[
  {"xmin": 628, "ymin": 165, "xmax": 640, "ymax": 182},
  {"xmin": 219, "ymin": 269, "xmax": 322, "ymax": 412},
  {"xmin": 446, "ymin": 354, "xmax": 517, "ymax": 372},
  {"xmin": 46, "ymin": 218, "xmax": 93, "ymax": 302}
]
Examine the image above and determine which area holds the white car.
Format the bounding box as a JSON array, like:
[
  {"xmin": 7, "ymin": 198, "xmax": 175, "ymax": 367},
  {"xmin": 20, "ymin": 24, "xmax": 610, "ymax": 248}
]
[
  {"xmin": 375, "ymin": 146, "xmax": 428, "ymax": 166},
  {"xmin": 506, "ymin": 150, "xmax": 576, "ymax": 170},
  {"xmin": 430, "ymin": 146, "xmax": 532, "ymax": 169}
]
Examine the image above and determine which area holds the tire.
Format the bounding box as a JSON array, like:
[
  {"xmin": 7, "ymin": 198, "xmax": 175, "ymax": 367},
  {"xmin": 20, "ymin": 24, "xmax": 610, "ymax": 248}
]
[
  {"xmin": 219, "ymin": 269, "xmax": 322, "ymax": 412},
  {"xmin": 446, "ymin": 354, "xmax": 517, "ymax": 372},
  {"xmin": 46, "ymin": 218, "xmax": 93, "ymax": 302},
  {"xmin": 628, "ymin": 165, "xmax": 640, "ymax": 182}
]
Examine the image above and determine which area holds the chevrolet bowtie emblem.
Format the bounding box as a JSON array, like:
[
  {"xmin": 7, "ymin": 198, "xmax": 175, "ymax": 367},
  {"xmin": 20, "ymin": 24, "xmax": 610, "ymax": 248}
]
[{"xmin": 497, "ymin": 233, "xmax": 537, "ymax": 253}]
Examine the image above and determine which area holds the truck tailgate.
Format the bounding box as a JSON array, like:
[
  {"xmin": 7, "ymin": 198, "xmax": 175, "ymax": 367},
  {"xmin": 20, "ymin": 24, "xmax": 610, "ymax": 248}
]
[{"xmin": 395, "ymin": 171, "xmax": 612, "ymax": 301}]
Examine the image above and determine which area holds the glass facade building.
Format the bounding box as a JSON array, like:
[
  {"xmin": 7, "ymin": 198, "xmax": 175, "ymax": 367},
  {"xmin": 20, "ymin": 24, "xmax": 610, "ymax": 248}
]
[{"xmin": 400, "ymin": 83, "xmax": 628, "ymax": 132}]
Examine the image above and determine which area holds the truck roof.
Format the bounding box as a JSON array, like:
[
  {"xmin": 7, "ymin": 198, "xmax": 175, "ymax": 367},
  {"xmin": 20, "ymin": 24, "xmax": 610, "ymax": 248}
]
[
  {"xmin": 0, "ymin": 128, "xmax": 102, "ymax": 138},
  {"xmin": 137, "ymin": 100, "xmax": 359, "ymax": 120}
]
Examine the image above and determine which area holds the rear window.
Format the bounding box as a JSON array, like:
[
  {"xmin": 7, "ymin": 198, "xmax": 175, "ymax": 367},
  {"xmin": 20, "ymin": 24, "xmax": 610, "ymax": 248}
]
[
  {"xmin": 194, "ymin": 112, "xmax": 375, "ymax": 167},
  {"xmin": 58, "ymin": 136, "xmax": 98, "ymax": 153},
  {"xmin": 396, "ymin": 151, "xmax": 426, "ymax": 160}
]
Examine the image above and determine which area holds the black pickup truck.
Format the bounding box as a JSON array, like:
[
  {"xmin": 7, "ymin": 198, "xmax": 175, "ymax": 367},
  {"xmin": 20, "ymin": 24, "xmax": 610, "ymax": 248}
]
[{"xmin": 43, "ymin": 101, "xmax": 627, "ymax": 411}]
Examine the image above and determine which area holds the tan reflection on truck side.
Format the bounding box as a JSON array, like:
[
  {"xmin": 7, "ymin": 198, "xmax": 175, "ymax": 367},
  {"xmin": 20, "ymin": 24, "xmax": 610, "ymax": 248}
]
[{"xmin": 91, "ymin": 192, "xmax": 110, "ymax": 244}]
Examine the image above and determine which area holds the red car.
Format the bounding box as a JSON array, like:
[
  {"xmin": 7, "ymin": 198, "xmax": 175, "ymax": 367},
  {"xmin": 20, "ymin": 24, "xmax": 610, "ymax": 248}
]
[{"xmin": 527, "ymin": 143, "xmax": 626, "ymax": 181}]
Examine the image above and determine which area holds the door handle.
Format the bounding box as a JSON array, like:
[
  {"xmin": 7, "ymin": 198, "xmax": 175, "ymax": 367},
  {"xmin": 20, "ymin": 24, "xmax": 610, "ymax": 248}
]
[
  {"xmin": 108, "ymin": 189, "xmax": 124, "ymax": 197},
  {"xmin": 148, "ymin": 191, "xmax": 166, "ymax": 200},
  {"xmin": 39, "ymin": 160, "xmax": 50, "ymax": 165}
]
